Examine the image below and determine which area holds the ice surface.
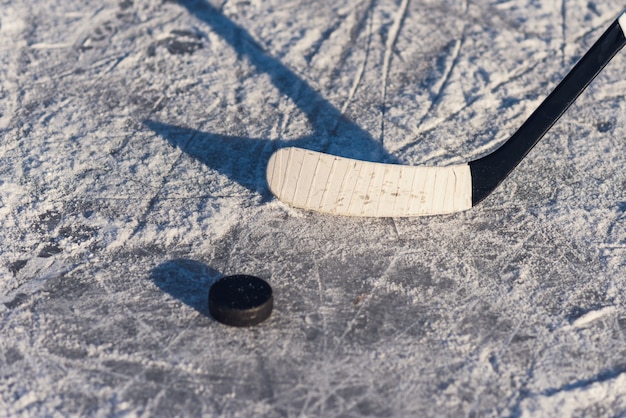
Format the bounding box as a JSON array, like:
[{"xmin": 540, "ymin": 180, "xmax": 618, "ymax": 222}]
[{"xmin": 1, "ymin": 0, "xmax": 626, "ymax": 416}]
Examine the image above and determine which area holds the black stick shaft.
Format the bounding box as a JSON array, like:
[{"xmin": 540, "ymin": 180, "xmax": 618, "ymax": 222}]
[{"xmin": 470, "ymin": 16, "xmax": 626, "ymax": 205}]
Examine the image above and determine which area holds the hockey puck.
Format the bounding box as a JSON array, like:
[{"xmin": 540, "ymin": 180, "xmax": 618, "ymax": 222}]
[{"xmin": 208, "ymin": 275, "xmax": 273, "ymax": 327}]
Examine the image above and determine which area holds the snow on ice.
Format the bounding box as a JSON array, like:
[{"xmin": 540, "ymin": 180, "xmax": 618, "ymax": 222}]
[{"xmin": 1, "ymin": 0, "xmax": 626, "ymax": 416}]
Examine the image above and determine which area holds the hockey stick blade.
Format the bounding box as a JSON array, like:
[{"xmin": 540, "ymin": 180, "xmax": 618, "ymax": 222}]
[{"xmin": 267, "ymin": 11, "xmax": 626, "ymax": 217}]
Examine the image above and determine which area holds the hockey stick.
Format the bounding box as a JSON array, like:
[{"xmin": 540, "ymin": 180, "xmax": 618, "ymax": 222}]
[{"xmin": 267, "ymin": 11, "xmax": 626, "ymax": 217}]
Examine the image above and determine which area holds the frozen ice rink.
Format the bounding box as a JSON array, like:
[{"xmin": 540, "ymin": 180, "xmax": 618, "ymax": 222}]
[{"xmin": 2, "ymin": 0, "xmax": 626, "ymax": 416}]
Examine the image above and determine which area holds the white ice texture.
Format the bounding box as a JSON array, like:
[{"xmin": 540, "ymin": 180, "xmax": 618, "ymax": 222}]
[{"xmin": 1, "ymin": 0, "xmax": 626, "ymax": 416}]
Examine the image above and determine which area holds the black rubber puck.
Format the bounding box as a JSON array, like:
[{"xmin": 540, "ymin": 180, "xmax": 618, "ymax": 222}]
[{"xmin": 208, "ymin": 275, "xmax": 273, "ymax": 327}]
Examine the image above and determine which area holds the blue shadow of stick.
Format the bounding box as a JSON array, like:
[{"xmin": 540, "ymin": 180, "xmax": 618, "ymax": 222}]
[{"xmin": 146, "ymin": 0, "xmax": 400, "ymax": 195}]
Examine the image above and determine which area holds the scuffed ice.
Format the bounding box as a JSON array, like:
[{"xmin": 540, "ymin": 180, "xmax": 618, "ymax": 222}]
[{"xmin": 1, "ymin": 0, "xmax": 626, "ymax": 416}]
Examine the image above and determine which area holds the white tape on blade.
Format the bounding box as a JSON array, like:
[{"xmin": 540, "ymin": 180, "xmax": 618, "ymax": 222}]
[
  {"xmin": 620, "ymin": 12, "xmax": 626, "ymax": 38},
  {"xmin": 267, "ymin": 148, "xmax": 473, "ymax": 217}
]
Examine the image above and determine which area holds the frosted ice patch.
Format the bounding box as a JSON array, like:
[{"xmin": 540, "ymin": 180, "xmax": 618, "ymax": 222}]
[
  {"xmin": 266, "ymin": 148, "xmax": 473, "ymax": 217},
  {"xmin": 0, "ymin": 14, "xmax": 25, "ymax": 35}
]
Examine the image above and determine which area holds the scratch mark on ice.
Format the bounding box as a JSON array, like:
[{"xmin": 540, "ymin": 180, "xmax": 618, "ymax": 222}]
[
  {"xmin": 29, "ymin": 42, "xmax": 73, "ymax": 49},
  {"xmin": 380, "ymin": 0, "xmax": 409, "ymax": 143},
  {"xmin": 560, "ymin": 0, "xmax": 567, "ymax": 68},
  {"xmin": 127, "ymin": 138, "xmax": 192, "ymax": 241},
  {"xmin": 570, "ymin": 306, "xmax": 616, "ymax": 329},
  {"xmin": 396, "ymin": 0, "xmax": 468, "ymax": 156},
  {"xmin": 340, "ymin": 4, "xmax": 374, "ymax": 116}
]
